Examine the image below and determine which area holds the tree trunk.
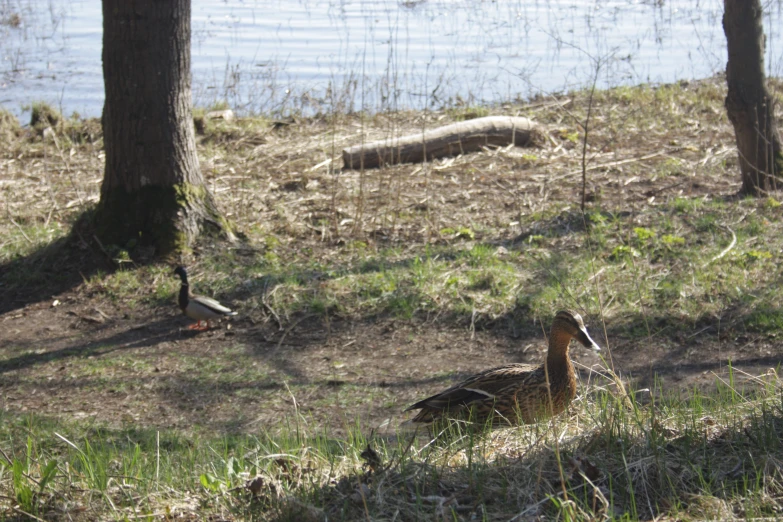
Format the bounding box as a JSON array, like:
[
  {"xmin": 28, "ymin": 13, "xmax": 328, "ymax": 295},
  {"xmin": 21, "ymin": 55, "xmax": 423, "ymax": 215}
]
[
  {"xmin": 95, "ymin": 0, "xmax": 233, "ymax": 257},
  {"xmin": 723, "ymin": 0, "xmax": 783, "ymax": 195}
]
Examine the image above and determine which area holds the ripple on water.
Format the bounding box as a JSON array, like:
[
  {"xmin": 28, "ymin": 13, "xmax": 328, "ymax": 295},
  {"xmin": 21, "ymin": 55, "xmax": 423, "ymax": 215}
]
[{"xmin": 0, "ymin": 0, "xmax": 781, "ymax": 120}]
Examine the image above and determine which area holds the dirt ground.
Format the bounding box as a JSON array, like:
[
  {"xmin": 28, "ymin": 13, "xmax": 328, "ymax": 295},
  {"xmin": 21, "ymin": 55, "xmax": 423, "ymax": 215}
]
[
  {"xmin": 2, "ymin": 77, "xmax": 782, "ymax": 435},
  {"xmin": 1, "ymin": 256, "xmax": 779, "ymax": 436}
]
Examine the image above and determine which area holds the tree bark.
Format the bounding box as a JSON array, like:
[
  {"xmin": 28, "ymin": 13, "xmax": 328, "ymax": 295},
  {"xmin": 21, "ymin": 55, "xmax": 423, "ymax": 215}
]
[
  {"xmin": 95, "ymin": 0, "xmax": 233, "ymax": 256},
  {"xmin": 723, "ymin": 0, "xmax": 783, "ymax": 195},
  {"xmin": 342, "ymin": 116, "xmax": 542, "ymax": 169}
]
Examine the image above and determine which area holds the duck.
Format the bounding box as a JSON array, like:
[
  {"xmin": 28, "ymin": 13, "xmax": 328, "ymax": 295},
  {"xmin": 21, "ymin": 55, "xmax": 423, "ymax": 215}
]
[
  {"xmin": 404, "ymin": 309, "xmax": 600, "ymax": 426},
  {"xmin": 173, "ymin": 266, "xmax": 237, "ymax": 330}
]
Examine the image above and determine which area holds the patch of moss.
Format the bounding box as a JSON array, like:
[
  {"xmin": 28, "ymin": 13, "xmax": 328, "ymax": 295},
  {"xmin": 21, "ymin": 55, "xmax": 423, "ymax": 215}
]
[
  {"xmin": 62, "ymin": 117, "xmax": 102, "ymax": 144},
  {"xmin": 29, "ymin": 102, "xmax": 61, "ymax": 130},
  {"xmin": 446, "ymin": 106, "xmax": 490, "ymax": 121},
  {"xmin": 94, "ymin": 182, "xmax": 231, "ymax": 257},
  {"xmin": 661, "ymin": 234, "xmax": 685, "ymax": 247},
  {"xmin": 634, "ymin": 227, "xmax": 656, "ymax": 243},
  {"xmin": 192, "ymin": 108, "xmax": 208, "ymax": 135}
]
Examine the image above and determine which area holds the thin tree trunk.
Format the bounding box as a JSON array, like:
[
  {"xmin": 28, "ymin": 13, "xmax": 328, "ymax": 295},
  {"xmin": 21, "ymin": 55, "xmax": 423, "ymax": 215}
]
[
  {"xmin": 723, "ymin": 0, "xmax": 783, "ymax": 195},
  {"xmin": 96, "ymin": 0, "xmax": 232, "ymax": 256}
]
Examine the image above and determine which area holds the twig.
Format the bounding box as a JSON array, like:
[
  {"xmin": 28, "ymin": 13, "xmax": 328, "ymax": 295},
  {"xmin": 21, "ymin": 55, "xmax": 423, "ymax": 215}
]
[
  {"xmin": 0, "ymin": 445, "xmax": 42, "ymax": 487},
  {"xmin": 357, "ymin": 476, "xmax": 372, "ymax": 522},
  {"xmin": 263, "ymin": 302, "xmax": 283, "ymax": 330},
  {"xmin": 642, "ymin": 178, "xmax": 690, "ymax": 198},
  {"xmin": 387, "ymin": 432, "xmax": 418, "ymax": 474},
  {"xmin": 307, "ymin": 157, "xmax": 333, "ymax": 172},
  {"xmin": 0, "ymin": 445, "xmax": 13, "ymax": 466},
  {"xmin": 509, "ymin": 496, "xmax": 552, "ymax": 520},
  {"xmin": 261, "ymin": 280, "xmax": 283, "ymax": 330},
  {"xmin": 126, "ymin": 513, "xmax": 166, "ymax": 519},
  {"xmin": 275, "ymin": 314, "xmax": 314, "ymax": 352},
  {"xmin": 13, "ymin": 507, "xmax": 47, "ymax": 522},
  {"xmin": 525, "ymin": 97, "xmax": 572, "ymax": 113},
  {"xmin": 55, "ymin": 432, "xmax": 82, "ymax": 453},
  {"xmin": 586, "ymin": 267, "xmax": 605, "ymax": 283},
  {"xmin": 581, "ymin": 65, "xmax": 600, "ymax": 211},
  {"xmin": 283, "ymin": 381, "xmax": 306, "ymax": 430},
  {"xmin": 701, "ymin": 225, "xmax": 736, "ymax": 268},
  {"xmin": 92, "ymin": 234, "xmax": 115, "ymax": 266},
  {"xmin": 156, "ymin": 430, "xmax": 160, "ymax": 485},
  {"xmin": 8, "ymin": 215, "xmax": 33, "ymax": 244},
  {"xmin": 685, "ymin": 325, "xmax": 715, "ymax": 339},
  {"xmin": 552, "ymin": 151, "xmax": 667, "ymax": 182}
]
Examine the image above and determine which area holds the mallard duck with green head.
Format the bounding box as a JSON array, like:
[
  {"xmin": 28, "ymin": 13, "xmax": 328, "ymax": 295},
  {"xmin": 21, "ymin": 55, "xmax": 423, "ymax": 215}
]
[
  {"xmin": 173, "ymin": 266, "xmax": 237, "ymax": 330},
  {"xmin": 404, "ymin": 310, "xmax": 600, "ymax": 426}
]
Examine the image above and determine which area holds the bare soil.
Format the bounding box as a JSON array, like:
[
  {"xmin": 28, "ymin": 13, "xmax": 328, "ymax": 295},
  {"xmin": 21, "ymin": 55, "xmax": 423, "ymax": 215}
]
[{"xmin": 2, "ymin": 278, "xmax": 780, "ymax": 435}]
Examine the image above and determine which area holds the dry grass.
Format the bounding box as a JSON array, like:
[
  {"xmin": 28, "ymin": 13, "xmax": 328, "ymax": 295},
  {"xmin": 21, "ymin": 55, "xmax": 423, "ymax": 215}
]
[{"xmin": 0, "ymin": 78, "xmax": 739, "ymax": 265}]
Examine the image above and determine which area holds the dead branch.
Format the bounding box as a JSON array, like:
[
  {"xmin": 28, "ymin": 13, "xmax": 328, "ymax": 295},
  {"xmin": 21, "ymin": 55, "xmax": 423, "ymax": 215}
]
[{"xmin": 342, "ymin": 116, "xmax": 542, "ymax": 169}]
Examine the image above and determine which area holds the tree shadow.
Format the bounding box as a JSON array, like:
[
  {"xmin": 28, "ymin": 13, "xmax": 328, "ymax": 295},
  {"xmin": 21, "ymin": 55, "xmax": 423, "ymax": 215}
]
[
  {"xmin": 597, "ymin": 307, "xmax": 783, "ymax": 390},
  {"xmin": 503, "ymin": 207, "xmax": 631, "ymax": 247},
  {"xmin": 267, "ymin": 398, "xmax": 783, "ymax": 521},
  {"xmin": 3, "ymin": 213, "xmax": 782, "ymax": 437},
  {"xmin": 0, "ymin": 316, "xmax": 182, "ymax": 375},
  {"xmin": 0, "ymin": 219, "xmax": 110, "ymax": 316},
  {"xmin": 221, "ymin": 274, "xmax": 782, "ymax": 417}
]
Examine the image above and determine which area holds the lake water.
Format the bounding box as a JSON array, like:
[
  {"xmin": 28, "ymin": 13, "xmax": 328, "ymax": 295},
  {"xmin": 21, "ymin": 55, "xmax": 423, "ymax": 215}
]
[{"xmin": 1, "ymin": 0, "xmax": 782, "ymax": 122}]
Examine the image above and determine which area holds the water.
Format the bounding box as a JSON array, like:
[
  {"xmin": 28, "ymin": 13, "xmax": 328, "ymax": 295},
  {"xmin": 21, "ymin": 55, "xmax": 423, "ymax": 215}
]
[{"xmin": 1, "ymin": 0, "xmax": 782, "ymax": 122}]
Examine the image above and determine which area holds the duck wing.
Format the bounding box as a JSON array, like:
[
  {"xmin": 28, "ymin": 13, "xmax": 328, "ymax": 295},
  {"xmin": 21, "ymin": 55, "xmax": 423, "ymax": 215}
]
[
  {"xmin": 405, "ymin": 363, "xmax": 540, "ymax": 412},
  {"xmin": 188, "ymin": 295, "xmax": 237, "ymax": 317}
]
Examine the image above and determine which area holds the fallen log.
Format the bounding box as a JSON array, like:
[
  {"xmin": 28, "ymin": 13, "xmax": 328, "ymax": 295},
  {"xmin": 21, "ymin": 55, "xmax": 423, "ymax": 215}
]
[{"xmin": 342, "ymin": 116, "xmax": 542, "ymax": 170}]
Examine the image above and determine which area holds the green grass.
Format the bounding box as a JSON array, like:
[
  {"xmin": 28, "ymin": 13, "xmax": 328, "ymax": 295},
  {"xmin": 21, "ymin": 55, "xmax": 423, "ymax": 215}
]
[
  {"xmin": 2, "ymin": 371, "xmax": 782, "ymax": 520},
  {"xmin": 6, "ymin": 82, "xmax": 779, "ymax": 336},
  {"xmin": 100, "ymin": 188, "xmax": 772, "ymax": 331},
  {"xmin": 2, "ymin": 220, "xmax": 67, "ymax": 262}
]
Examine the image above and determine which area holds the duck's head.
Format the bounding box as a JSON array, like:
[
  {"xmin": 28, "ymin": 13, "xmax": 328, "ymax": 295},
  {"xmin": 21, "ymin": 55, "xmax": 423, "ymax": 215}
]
[
  {"xmin": 173, "ymin": 266, "xmax": 188, "ymax": 282},
  {"xmin": 553, "ymin": 310, "xmax": 601, "ymax": 351}
]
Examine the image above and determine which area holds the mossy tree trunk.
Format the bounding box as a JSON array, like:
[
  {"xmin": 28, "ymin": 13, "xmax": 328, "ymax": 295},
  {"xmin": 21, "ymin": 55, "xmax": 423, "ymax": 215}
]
[
  {"xmin": 723, "ymin": 0, "xmax": 783, "ymax": 195},
  {"xmin": 96, "ymin": 0, "xmax": 233, "ymax": 257}
]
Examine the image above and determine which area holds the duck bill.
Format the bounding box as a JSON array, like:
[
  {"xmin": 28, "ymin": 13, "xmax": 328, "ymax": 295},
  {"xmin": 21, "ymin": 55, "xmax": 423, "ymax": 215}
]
[{"xmin": 577, "ymin": 328, "xmax": 601, "ymax": 351}]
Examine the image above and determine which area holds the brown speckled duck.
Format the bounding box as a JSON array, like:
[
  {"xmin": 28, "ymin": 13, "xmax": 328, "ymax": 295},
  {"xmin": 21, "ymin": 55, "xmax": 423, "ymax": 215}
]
[
  {"xmin": 174, "ymin": 266, "xmax": 237, "ymax": 331},
  {"xmin": 404, "ymin": 310, "xmax": 600, "ymax": 426}
]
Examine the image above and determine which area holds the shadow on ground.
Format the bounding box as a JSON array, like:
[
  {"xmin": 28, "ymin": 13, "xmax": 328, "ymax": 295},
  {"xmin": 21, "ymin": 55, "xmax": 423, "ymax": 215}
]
[
  {"xmin": 2, "ymin": 230, "xmax": 782, "ymax": 435},
  {"xmin": 0, "ymin": 316, "xmax": 181, "ymax": 374},
  {"xmin": 266, "ymin": 405, "xmax": 783, "ymax": 521},
  {"xmin": 0, "ymin": 225, "xmax": 109, "ymax": 316}
]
